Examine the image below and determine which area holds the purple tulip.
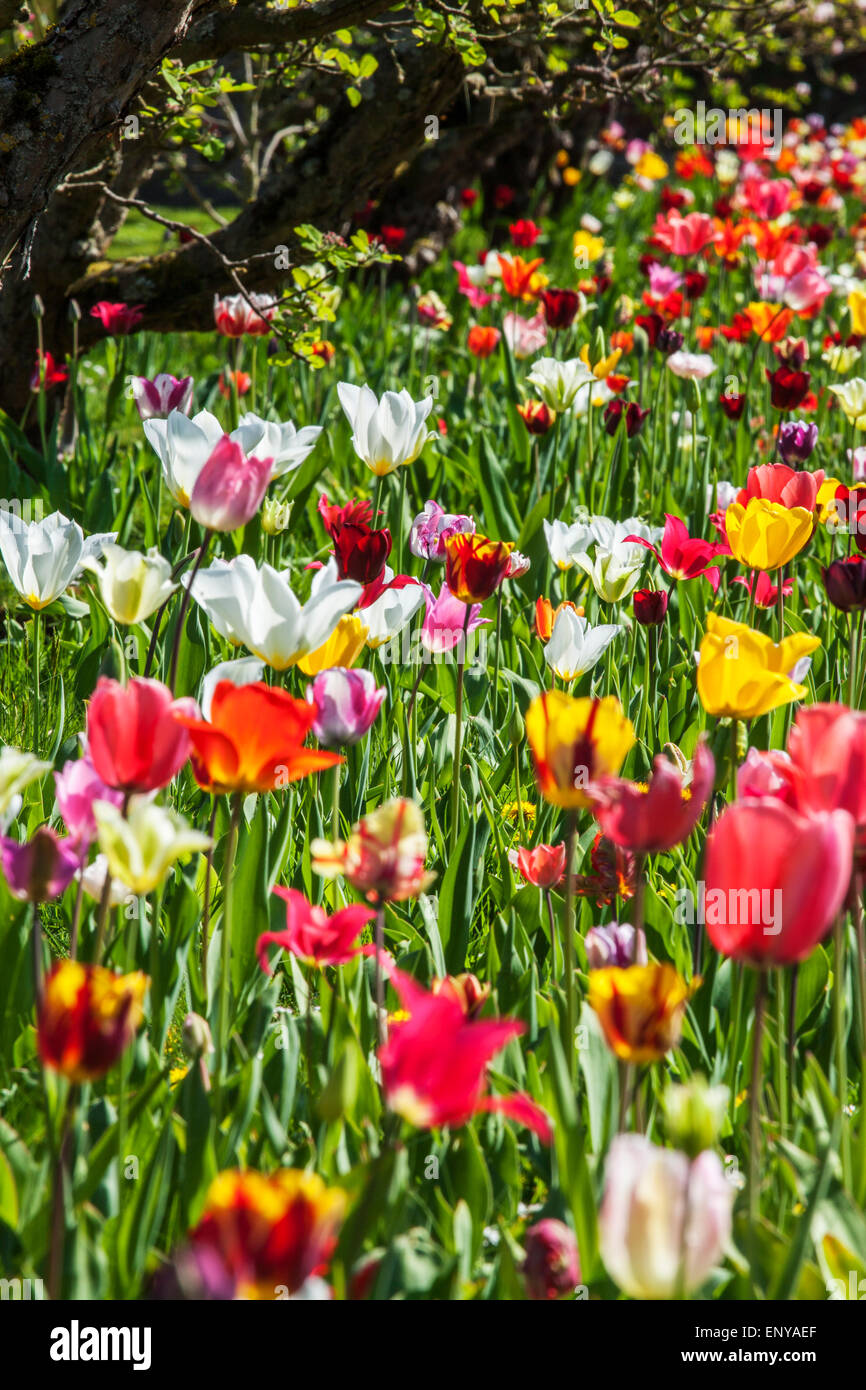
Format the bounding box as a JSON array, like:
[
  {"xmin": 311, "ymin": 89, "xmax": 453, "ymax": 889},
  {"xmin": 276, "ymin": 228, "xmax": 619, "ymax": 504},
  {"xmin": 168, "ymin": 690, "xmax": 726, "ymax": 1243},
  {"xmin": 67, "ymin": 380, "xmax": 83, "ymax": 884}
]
[
  {"xmin": 307, "ymin": 667, "xmax": 386, "ymax": 747},
  {"xmin": 131, "ymin": 374, "xmax": 194, "ymax": 421},
  {"xmin": 585, "ymin": 921, "xmax": 647, "ymax": 970},
  {"xmin": 409, "ymin": 500, "xmax": 475, "ymax": 561},
  {"xmin": 1, "ymin": 826, "xmax": 79, "ymax": 902},
  {"xmin": 54, "ymin": 755, "xmax": 124, "ymax": 850},
  {"xmin": 777, "ymin": 419, "xmax": 818, "ymax": 465},
  {"xmin": 420, "ymin": 584, "xmax": 488, "ymax": 657}
]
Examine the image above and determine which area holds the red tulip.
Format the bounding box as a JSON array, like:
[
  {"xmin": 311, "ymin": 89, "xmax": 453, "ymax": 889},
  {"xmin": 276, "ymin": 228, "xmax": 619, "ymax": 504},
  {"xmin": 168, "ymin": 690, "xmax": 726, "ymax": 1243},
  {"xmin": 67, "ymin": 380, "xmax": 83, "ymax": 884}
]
[
  {"xmin": 87, "ymin": 677, "xmax": 193, "ymax": 793},
  {"xmin": 703, "ymin": 801, "xmax": 853, "ymax": 966},
  {"xmin": 89, "ymin": 301, "xmax": 144, "ymax": 335},
  {"xmin": 632, "ymin": 588, "xmax": 668, "ymax": 626},
  {"xmin": 332, "ymin": 522, "xmax": 391, "ymax": 586},
  {"xmin": 467, "ymin": 325, "xmax": 501, "ymax": 358},
  {"xmin": 257, "ymin": 888, "xmax": 376, "ymax": 971},
  {"xmin": 509, "ymin": 842, "xmax": 566, "ymax": 889},
  {"xmin": 765, "ymin": 366, "xmax": 811, "ymax": 410},
  {"xmin": 785, "ymin": 704, "xmax": 866, "ymax": 868},
  {"xmin": 379, "ymin": 967, "xmax": 552, "ymax": 1141},
  {"xmin": 719, "ymin": 391, "xmax": 747, "ymax": 421},
  {"xmin": 540, "ymin": 289, "xmax": 580, "ymax": 329},
  {"xmin": 509, "ymin": 218, "xmax": 542, "ymax": 248},
  {"xmin": 590, "ymin": 739, "xmax": 715, "ymax": 855}
]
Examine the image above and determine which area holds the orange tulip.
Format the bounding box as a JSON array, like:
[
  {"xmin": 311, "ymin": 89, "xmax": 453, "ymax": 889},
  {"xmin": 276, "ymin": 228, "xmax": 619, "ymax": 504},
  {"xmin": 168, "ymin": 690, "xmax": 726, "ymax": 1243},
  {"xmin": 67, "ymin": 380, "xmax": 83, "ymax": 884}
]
[
  {"xmin": 497, "ymin": 254, "xmax": 546, "ymax": 301},
  {"xmin": 467, "ymin": 325, "xmax": 501, "ymax": 358},
  {"xmin": 745, "ymin": 303, "xmax": 794, "ymax": 343},
  {"xmin": 174, "ymin": 680, "xmax": 342, "ymax": 794},
  {"xmin": 588, "ymin": 963, "xmax": 698, "ymax": 1063}
]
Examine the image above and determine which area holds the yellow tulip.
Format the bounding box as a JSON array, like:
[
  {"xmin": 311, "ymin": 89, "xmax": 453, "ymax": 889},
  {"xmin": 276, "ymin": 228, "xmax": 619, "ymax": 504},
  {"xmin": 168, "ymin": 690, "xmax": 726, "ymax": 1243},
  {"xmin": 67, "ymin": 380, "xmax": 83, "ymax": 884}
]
[
  {"xmin": 297, "ymin": 613, "xmax": 368, "ymax": 676},
  {"xmin": 573, "ymin": 229, "xmax": 606, "ymax": 266},
  {"xmin": 848, "ymin": 289, "xmax": 866, "ymax": 336},
  {"xmin": 579, "ymin": 343, "xmax": 623, "ymax": 380},
  {"xmin": 525, "ymin": 691, "xmax": 634, "ymax": 809},
  {"xmin": 634, "ymin": 150, "xmax": 669, "ymax": 181},
  {"xmin": 588, "ymin": 963, "xmax": 697, "ymax": 1064},
  {"xmin": 697, "ymin": 613, "xmax": 819, "ymax": 720},
  {"xmin": 724, "ymin": 497, "xmax": 813, "ymax": 571}
]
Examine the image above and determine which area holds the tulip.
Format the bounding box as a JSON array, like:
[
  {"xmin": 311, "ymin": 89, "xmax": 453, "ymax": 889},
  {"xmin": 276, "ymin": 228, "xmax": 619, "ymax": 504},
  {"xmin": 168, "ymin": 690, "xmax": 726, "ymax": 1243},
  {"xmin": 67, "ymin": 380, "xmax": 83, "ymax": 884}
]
[
  {"xmin": 696, "ymin": 613, "xmax": 819, "ymax": 720},
  {"xmin": 503, "ymin": 311, "xmax": 547, "ymax": 359},
  {"xmin": 517, "ymin": 399, "xmax": 555, "ymax": 434},
  {"xmin": 130, "ymin": 374, "xmax": 193, "ymax": 420},
  {"xmin": 38, "ymin": 960, "xmax": 148, "ymax": 1082},
  {"xmin": 785, "ymin": 704, "xmax": 866, "ymax": 867},
  {"xmin": 54, "ymin": 756, "xmax": 124, "ymax": 847},
  {"xmin": 589, "ymin": 963, "xmax": 697, "ymax": 1063},
  {"xmin": 261, "ymin": 498, "xmax": 291, "ymax": 535},
  {"xmin": 0, "ymin": 746, "xmax": 51, "ymax": 825},
  {"xmin": 523, "ymin": 1220, "xmax": 581, "ymax": 1300},
  {"xmin": 506, "ymin": 550, "xmax": 531, "ymax": 579},
  {"xmin": 736, "ymin": 746, "xmax": 796, "ymax": 805},
  {"xmin": 420, "ymin": 584, "xmax": 487, "ymax": 657},
  {"xmin": 337, "ymin": 382, "xmax": 434, "ymax": 476},
  {"xmin": 189, "ymin": 436, "xmax": 273, "ymax": 532},
  {"xmin": 497, "ymin": 253, "xmax": 546, "ymax": 300},
  {"xmin": 89, "ymin": 301, "xmax": 143, "ymax": 335},
  {"xmin": 830, "ymin": 378, "xmax": 866, "ymax": 430},
  {"xmin": 213, "ymin": 292, "xmax": 276, "ymax": 337},
  {"xmin": 185, "ymin": 555, "xmax": 362, "ymax": 670},
  {"xmin": 525, "ymin": 692, "xmax": 635, "ymax": 810},
  {"xmin": 306, "ymin": 667, "xmax": 385, "ymax": 746},
  {"xmin": 777, "ymin": 420, "xmax": 819, "ymax": 465},
  {"xmin": 431, "ymin": 973, "xmax": 491, "ymax": 1018},
  {"xmin": 174, "ymin": 680, "xmax": 342, "ymax": 794},
  {"xmin": 509, "ymin": 842, "xmax": 567, "ymax": 889},
  {"xmin": 625, "ymin": 514, "xmax": 722, "ymax": 589},
  {"xmin": 603, "ymin": 399, "xmax": 650, "ymax": 437},
  {"xmin": 651, "ymin": 211, "xmax": 719, "ymax": 256},
  {"xmin": 571, "ymin": 547, "xmax": 643, "ymax": 603},
  {"xmin": 576, "ymin": 832, "xmax": 637, "ymax": 905},
  {"xmin": 509, "ymin": 218, "xmax": 541, "ymax": 248},
  {"xmin": 1, "ymin": 826, "xmax": 79, "ymax": 902},
  {"xmin": 188, "ymin": 1169, "xmax": 346, "ymax": 1299},
  {"xmin": 86, "ymin": 677, "xmax": 194, "ymax": 793},
  {"xmin": 542, "ymin": 518, "xmax": 593, "ymax": 570},
  {"xmin": 332, "ymin": 522, "xmax": 391, "ymax": 586},
  {"xmin": 823, "ymin": 556, "xmax": 866, "ymax": 612},
  {"xmin": 703, "ymin": 799, "xmax": 853, "ymax": 965},
  {"xmin": 30, "ymin": 350, "xmax": 68, "ymax": 392},
  {"xmin": 256, "ymin": 888, "xmax": 376, "ymax": 971},
  {"xmin": 94, "ymin": 797, "xmax": 212, "ymax": 895},
  {"xmin": 724, "ymin": 497, "xmax": 812, "ymax": 571},
  {"xmin": 585, "ymin": 921, "xmax": 647, "ymax": 970},
  {"xmin": 590, "ymin": 738, "xmax": 714, "ymax": 855},
  {"xmin": 467, "ymin": 325, "xmax": 500, "ymax": 358},
  {"xmin": 409, "ymin": 500, "xmax": 475, "ymax": 561},
  {"xmin": 444, "ymin": 533, "xmax": 513, "ymax": 604},
  {"xmin": 662, "ymin": 1076, "xmax": 730, "ymax": 1158},
  {"xmin": 600, "ymin": 1134, "xmax": 733, "ymax": 1299},
  {"xmin": 416, "ymin": 290, "xmax": 452, "ymax": 329},
  {"xmin": 297, "ymin": 613, "xmax": 369, "ymax": 676},
  {"xmin": 199, "ymin": 657, "xmax": 264, "ymax": 720},
  {"xmin": 236, "ymin": 411, "xmax": 322, "ymax": 478},
  {"xmin": 766, "ymin": 365, "xmax": 811, "ymax": 410},
  {"xmin": 540, "ymin": 288, "xmax": 580, "ymax": 328},
  {"xmin": 543, "ymin": 607, "xmax": 621, "ymax": 681},
  {"xmin": 378, "ymin": 966, "xmax": 552, "ymax": 1141},
  {"xmin": 666, "ymin": 351, "xmax": 716, "ymax": 380},
  {"xmin": 719, "ymin": 391, "xmax": 747, "ymax": 420},
  {"xmin": 313, "ymin": 797, "xmax": 434, "ymax": 904},
  {"xmin": 731, "ymin": 570, "xmax": 793, "ymax": 609},
  {"xmin": 526, "ymin": 357, "xmax": 594, "ymax": 411},
  {"xmin": 0, "ymin": 509, "xmax": 115, "ymax": 610},
  {"xmin": 84, "ymin": 543, "xmax": 177, "ymax": 624},
  {"xmin": 633, "ymin": 588, "xmax": 668, "ymax": 625}
]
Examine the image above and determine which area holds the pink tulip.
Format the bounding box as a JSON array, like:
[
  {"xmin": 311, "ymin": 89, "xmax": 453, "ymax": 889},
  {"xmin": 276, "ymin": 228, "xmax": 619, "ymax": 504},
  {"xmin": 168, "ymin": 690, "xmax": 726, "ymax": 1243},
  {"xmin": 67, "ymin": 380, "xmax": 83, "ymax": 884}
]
[
  {"xmin": 420, "ymin": 583, "xmax": 488, "ymax": 656},
  {"xmin": 306, "ymin": 667, "xmax": 385, "ymax": 747},
  {"xmin": 409, "ymin": 501, "xmax": 475, "ymax": 562},
  {"xmin": 590, "ymin": 739, "xmax": 715, "ymax": 856},
  {"xmin": 54, "ymin": 756, "xmax": 124, "ymax": 848},
  {"xmin": 131, "ymin": 374, "xmax": 193, "ymax": 420},
  {"xmin": 737, "ymin": 462, "xmax": 823, "ymax": 512},
  {"xmin": 736, "ymin": 747, "xmax": 797, "ymax": 806},
  {"xmin": 523, "ymin": 1220, "xmax": 581, "ymax": 1301},
  {"xmin": 650, "ymin": 211, "xmax": 718, "ymax": 257},
  {"xmin": 502, "ymin": 311, "xmax": 547, "ymax": 360},
  {"xmin": 626, "ymin": 514, "xmax": 723, "ymax": 590},
  {"xmin": 785, "ymin": 704, "xmax": 866, "ymax": 867},
  {"xmin": 703, "ymin": 800, "xmax": 853, "ymax": 966},
  {"xmin": 189, "ymin": 436, "xmax": 273, "ymax": 532}
]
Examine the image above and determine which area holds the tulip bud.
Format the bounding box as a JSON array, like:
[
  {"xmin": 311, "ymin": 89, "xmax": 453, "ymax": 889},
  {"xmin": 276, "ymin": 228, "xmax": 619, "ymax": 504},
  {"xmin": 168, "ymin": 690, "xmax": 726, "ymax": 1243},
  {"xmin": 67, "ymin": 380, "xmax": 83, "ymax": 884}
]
[
  {"xmin": 509, "ymin": 705, "xmax": 525, "ymax": 745},
  {"xmin": 633, "ymin": 588, "xmax": 668, "ymax": 625},
  {"xmin": 523, "ymin": 1219, "xmax": 581, "ymax": 1300},
  {"xmin": 585, "ymin": 921, "xmax": 647, "ymax": 969},
  {"xmin": 657, "ymin": 326, "xmax": 684, "ymax": 355},
  {"xmin": 182, "ymin": 1012, "xmax": 214, "ymax": 1060},
  {"xmin": 262, "ymin": 497, "xmax": 292, "ymax": 535},
  {"xmin": 662, "ymin": 1076, "xmax": 729, "ymax": 1158},
  {"xmin": 307, "ymin": 667, "xmax": 386, "ymax": 747},
  {"xmin": 431, "ymin": 972, "xmax": 490, "ymax": 1018}
]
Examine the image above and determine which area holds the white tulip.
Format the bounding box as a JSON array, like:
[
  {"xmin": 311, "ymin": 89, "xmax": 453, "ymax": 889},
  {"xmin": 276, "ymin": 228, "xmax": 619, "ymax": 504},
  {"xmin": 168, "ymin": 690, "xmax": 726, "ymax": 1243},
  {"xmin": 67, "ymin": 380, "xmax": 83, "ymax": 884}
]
[
  {"xmin": 337, "ymin": 382, "xmax": 434, "ymax": 476},
  {"xmin": 572, "ymin": 547, "xmax": 644, "ymax": 603},
  {"xmin": 666, "ymin": 351, "xmax": 716, "ymax": 381},
  {"xmin": 236, "ymin": 411, "xmax": 323, "ymax": 478},
  {"xmin": 543, "ymin": 607, "xmax": 621, "ymax": 681},
  {"xmin": 571, "ymin": 378, "xmax": 615, "ymax": 416},
  {"xmin": 143, "ymin": 409, "xmax": 224, "ymax": 507},
  {"xmin": 0, "ymin": 745, "xmax": 51, "ymax": 826},
  {"xmin": 185, "ymin": 555, "xmax": 362, "ymax": 670},
  {"xmin": 526, "ymin": 357, "xmax": 595, "ymax": 411},
  {"xmin": 84, "ymin": 543, "xmax": 177, "ymax": 624},
  {"xmin": 0, "ymin": 510, "xmax": 115, "ymax": 610},
  {"xmin": 94, "ymin": 797, "xmax": 212, "ymax": 896},
  {"xmin": 543, "ymin": 518, "xmax": 594, "ymax": 571}
]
